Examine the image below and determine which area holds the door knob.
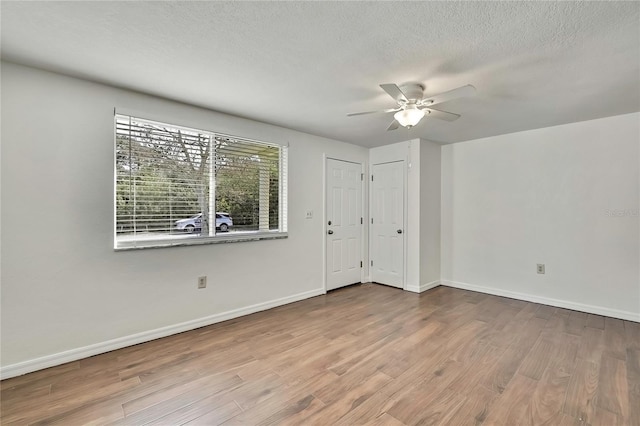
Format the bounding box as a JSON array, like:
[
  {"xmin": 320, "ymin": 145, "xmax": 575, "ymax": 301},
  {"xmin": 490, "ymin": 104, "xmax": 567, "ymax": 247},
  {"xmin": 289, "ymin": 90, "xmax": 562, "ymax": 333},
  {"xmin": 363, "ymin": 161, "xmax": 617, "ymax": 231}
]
[
  {"xmin": 397, "ymin": 229, "xmax": 403, "ymax": 234},
  {"xmin": 328, "ymin": 230, "xmax": 334, "ymax": 235}
]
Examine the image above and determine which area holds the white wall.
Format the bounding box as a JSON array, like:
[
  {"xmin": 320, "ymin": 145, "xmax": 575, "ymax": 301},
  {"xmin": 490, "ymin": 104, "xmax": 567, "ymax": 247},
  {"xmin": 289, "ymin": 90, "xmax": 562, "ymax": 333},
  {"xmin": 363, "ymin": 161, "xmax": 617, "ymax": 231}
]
[
  {"xmin": 442, "ymin": 113, "xmax": 640, "ymax": 321},
  {"xmin": 407, "ymin": 141, "xmax": 421, "ymax": 291},
  {"xmin": 3, "ymin": 62, "xmax": 637, "ymax": 378},
  {"xmin": 419, "ymin": 139, "xmax": 441, "ymax": 287},
  {"xmin": 0, "ymin": 62, "xmax": 368, "ymax": 375}
]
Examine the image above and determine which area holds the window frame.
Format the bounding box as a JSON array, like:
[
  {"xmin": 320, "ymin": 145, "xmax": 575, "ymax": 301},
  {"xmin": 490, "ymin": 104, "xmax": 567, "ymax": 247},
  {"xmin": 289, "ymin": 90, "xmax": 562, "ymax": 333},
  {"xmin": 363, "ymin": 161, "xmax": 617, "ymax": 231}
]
[{"xmin": 113, "ymin": 113, "xmax": 288, "ymax": 251}]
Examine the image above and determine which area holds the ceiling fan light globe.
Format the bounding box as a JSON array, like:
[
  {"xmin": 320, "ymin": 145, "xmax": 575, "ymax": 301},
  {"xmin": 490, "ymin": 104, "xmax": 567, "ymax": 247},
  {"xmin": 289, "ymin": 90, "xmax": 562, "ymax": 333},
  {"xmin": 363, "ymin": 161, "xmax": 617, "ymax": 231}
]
[{"xmin": 394, "ymin": 107, "xmax": 425, "ymax": 128}]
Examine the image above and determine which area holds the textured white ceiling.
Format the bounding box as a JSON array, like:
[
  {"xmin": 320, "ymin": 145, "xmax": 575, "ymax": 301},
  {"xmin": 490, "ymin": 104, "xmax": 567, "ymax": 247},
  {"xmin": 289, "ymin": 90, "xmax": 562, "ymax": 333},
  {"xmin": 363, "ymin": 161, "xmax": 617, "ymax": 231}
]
[{"xmin": 2, "ymin": 1, "xmax": 639, "ymax": 147}]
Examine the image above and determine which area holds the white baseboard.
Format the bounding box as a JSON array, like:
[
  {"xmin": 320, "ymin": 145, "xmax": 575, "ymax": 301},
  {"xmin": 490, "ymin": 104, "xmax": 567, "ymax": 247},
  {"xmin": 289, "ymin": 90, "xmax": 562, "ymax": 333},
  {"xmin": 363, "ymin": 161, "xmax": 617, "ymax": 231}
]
[
  {"xmin": 0, "ymin": 288, "xmax": 326, "ymax": 380},
  {"xmin": 406, "ymin": 280, "xmax": 441, "ymax": 294},
  {"xmin": 441, "ymin": 280, "xmax": 640, "ymax": 323}
]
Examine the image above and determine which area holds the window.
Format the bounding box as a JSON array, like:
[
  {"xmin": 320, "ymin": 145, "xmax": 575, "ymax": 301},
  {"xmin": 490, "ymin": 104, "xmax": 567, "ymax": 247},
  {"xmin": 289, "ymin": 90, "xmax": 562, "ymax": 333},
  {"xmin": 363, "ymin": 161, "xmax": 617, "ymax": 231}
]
[{"xmin": 115, "ymin": 114, "xmax": 287, "ymax": 249}]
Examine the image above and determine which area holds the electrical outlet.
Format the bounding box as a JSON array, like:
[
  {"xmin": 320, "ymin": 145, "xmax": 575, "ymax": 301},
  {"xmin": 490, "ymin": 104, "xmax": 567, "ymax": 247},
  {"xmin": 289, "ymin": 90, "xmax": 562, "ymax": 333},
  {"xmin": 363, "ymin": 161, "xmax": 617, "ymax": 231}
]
[
  {"xmin": 197, "ymin": 276, "xmax": 207, "ymax": 289},
  {"xmin": 305, "ymin": 210, "xmax": 313, "ymax": 219},
  {"xmin": 537, "ymin": 264, "xmax": 545, "ymax": 274}
]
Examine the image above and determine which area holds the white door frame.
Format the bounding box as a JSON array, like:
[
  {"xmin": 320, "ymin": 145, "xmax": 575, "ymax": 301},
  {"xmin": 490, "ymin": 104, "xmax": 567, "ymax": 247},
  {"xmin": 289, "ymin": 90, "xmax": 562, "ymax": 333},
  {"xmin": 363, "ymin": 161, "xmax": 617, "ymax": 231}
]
[
  {"xmin": 322, "ymin": 155, "xmax": 366, "ymax": 293},
  {"xmin": 369, "ymin": 159, "xmax": 408, "ymax": 291}
]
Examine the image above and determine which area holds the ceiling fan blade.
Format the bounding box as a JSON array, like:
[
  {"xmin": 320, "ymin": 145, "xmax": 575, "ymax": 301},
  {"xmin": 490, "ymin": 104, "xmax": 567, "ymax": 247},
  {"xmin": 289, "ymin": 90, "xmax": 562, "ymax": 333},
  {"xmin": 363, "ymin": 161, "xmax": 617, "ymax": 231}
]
[
  {"xmin": 422, "ymin": 108, "xmax": 461, "ymax": 122},
  {"xmin": 422, "ymin": 84, "xmax": 476, "ymax": 107},
  {"xmin": 347, "ymin": 107, "xmax": 399, "ymax": 117},
  {"xmin": 387, "ymin": 120, "xmax": 400, "ymax": 131},
  {"xmin": 380, "ymin": 84, "xmax": 408, "ymax": 102}
]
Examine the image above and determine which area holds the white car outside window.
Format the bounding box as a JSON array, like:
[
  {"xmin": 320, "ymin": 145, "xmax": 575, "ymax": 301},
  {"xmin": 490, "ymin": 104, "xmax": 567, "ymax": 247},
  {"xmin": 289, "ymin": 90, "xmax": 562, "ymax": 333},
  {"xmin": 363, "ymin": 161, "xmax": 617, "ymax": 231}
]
[{"xmin": 174, "ymin": 212, "xmax": 233, "ymax": 233}]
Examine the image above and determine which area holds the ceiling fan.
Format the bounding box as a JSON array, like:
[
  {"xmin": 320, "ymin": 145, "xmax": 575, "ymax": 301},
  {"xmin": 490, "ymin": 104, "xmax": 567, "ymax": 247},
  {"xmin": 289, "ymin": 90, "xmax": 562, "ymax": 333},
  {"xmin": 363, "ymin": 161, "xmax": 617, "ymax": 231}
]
[{"xmin": 347, "ymin": 83, "xmax": 476, "ymax": 130}]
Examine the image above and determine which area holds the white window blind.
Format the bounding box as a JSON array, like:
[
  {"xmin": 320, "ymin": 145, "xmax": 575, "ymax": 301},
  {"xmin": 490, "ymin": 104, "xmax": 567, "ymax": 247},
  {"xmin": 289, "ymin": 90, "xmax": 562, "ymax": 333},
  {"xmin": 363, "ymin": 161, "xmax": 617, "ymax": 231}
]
[{"xmin": 115, "ymin": 114, "xmax": 288, "ymax": 249}]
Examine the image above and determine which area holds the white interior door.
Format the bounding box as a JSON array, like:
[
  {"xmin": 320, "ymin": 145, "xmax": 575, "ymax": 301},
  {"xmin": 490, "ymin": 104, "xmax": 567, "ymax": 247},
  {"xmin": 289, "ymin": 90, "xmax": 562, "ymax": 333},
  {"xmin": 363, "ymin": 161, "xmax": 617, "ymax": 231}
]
[
  {"xmin": 371, "ymin": 161, "xmax": 405, "ymax": 288},
  {"xmin": 326, "ymin": 159, "xmax": 362, "ymax": 291}
]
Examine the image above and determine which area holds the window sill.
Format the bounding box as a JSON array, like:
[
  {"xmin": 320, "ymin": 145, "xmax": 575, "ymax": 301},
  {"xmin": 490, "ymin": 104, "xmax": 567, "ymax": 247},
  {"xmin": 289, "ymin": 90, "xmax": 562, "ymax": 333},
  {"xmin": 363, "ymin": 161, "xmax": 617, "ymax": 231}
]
[{"xmin": 115, "ymin": 231, "xmax": 288, "ymax": 251}]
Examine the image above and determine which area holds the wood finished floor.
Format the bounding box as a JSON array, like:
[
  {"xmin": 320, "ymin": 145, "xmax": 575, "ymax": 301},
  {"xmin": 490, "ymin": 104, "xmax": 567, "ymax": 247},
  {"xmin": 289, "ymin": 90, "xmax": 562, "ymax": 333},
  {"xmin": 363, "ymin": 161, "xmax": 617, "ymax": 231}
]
[{"xmin": 1, "ymin": 284, "xmax": 639, "ymax": 425}]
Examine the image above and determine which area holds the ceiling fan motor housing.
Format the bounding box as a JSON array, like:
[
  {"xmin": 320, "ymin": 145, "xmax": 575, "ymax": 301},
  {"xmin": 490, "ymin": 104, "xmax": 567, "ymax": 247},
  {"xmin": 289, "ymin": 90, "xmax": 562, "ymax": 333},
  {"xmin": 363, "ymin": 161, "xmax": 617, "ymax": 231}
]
[{"xmin": 398, "ymin": 83, "xmax": 425, "ymax": 102}]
